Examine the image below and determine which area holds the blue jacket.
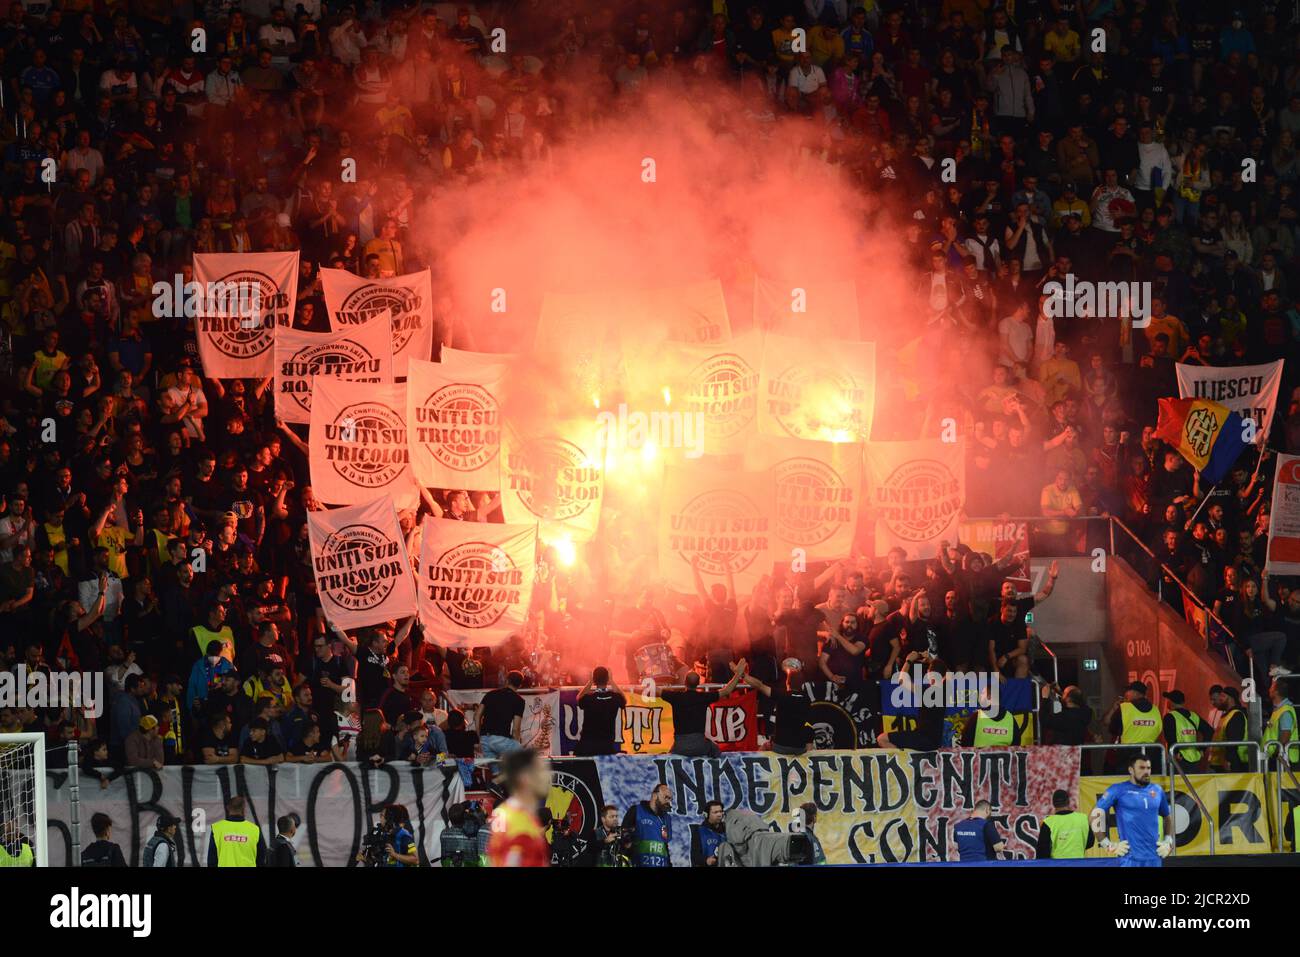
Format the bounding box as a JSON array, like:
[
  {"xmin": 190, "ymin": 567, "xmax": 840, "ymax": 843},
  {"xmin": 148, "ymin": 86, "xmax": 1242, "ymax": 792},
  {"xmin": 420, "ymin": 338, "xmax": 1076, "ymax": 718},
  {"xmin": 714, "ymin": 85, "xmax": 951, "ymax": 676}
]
[{"xmin": 187, "ymin": 656, "xmax": 234, "ymax": 714}]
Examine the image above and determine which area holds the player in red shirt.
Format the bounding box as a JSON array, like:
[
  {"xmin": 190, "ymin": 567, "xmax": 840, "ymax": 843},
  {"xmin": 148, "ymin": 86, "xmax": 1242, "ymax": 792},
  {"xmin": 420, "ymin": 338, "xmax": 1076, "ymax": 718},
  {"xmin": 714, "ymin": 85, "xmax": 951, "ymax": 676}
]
[{"xmin": 486, "ymin": 748, "xmax": 551, "ymax": 867}]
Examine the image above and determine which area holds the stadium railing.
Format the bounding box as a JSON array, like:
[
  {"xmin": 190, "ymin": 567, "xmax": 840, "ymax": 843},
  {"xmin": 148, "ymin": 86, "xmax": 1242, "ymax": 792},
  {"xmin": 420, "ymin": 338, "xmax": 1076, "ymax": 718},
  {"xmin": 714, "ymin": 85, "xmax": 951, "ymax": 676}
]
[{"xmin": 1264, "ymin": 740, "xmax": 1300, "ymax": 853}]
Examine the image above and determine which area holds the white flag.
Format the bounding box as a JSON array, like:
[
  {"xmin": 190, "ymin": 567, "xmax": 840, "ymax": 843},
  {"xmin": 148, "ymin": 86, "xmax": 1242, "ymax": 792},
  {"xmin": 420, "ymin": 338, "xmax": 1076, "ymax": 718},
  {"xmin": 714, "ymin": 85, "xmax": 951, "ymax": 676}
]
[
  {"xmin": 308, "ymin": 496, "xmax": 418, "ymax": 630},
  {"xmin": 406, "ymin": 355, "xmax": 507, "ymax": 489},
  {"xmin": 758, "ymin": 333, "xmax": 876, "ymax": 442},
  {"xmin": 309, "ymin": 378, "xmax": 418, "ymax": 510},
  {"xmin": 659, "ymin": 463, "xmax": 775, "ymax": 596},
  {"xmin": 193, "ymin": 251, "xmax": 298, "ymax": 378},
  {"xmin": 663, "ymin": 331, "xmax": 763, "ymax": 457},
  {"xmin": 500, "ymin": 419, "xmax": 605, "ymax": 544},
  {"xmin": 864, "ymin": 438, "xmax": 965, "ymax": 560},
  {"xmin": 1176, "ymin": 360, "xmax": 1284, "ymax": 440},
  {"xmin": 753, "ymin": 276, "xmax": 859, "ymax": 340},
  {"xmin": 322, "ymin": 267, "xmax": 436, "ymax": 377},
  {"xmin": 746, "ymin": 435, "xmax": 862, "ymax": 563},
  {"xmin": 274, "ymin": 311, "xmax": 394, "ymax": 424},
  {"xmin": 417, "ymin": 517, "xmax": 536, "ymax": 648}
]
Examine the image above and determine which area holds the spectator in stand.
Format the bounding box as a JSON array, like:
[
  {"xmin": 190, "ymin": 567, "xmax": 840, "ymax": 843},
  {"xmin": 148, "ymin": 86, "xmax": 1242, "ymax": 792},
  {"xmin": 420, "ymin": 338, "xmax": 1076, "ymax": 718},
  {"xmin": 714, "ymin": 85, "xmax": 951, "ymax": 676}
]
[{"xmin": 479, "ymin": 669, "xmax": 526, "ymax": 758}]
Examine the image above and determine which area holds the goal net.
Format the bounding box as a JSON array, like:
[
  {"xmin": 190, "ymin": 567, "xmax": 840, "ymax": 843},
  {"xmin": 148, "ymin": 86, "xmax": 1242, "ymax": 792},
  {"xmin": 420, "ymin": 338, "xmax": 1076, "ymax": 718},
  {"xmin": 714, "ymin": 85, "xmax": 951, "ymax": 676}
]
[{"xmin": 0, "ymin": 733, "xmax": 47, "ymax": 867}]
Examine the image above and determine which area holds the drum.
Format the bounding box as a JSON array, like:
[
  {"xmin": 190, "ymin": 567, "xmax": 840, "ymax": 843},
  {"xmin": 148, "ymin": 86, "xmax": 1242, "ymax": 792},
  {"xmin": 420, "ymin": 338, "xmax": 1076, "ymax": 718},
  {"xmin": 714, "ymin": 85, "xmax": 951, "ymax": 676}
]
[{"xmin": 633, "ymin": 643, "xmax": 675, "ymax": 681}]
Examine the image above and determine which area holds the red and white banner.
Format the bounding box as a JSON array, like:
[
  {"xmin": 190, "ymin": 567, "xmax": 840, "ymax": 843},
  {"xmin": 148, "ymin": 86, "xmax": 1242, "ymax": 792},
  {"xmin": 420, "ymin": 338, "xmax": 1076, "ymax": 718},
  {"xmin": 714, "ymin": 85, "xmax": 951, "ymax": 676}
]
[
  {"xmin": 752, "ymin": 276, "xmax": 859, "ymax": 340},
  {"xmin": 322, "ymin": 267, "xmax": 436, "ymax": 377},
  {"xmin": 309, "ymin": 379, "xmax": 418, "ymax": 510},
  {"xmin": 274, "ymin": 312, "xmax": 394, "ymax": 424},
  {"xmin": 659, "ymin": 463, "xmax": 775, "ymax": 596},
  {"xmin": 865, "ymin": 439, "xmax": 965, "ymax": 560},
  {"xmin": 406, "ymin": 355, "xmax": 507, "ymax": 490},
  {"xmin": 1266, "ymin": 452, "xmax": 1300, "ymax": 576},
  {"xmin": 746, "ymin": 435, "xmax": 862, "ymax": 563},
  {"xmin": 193, "ymin": 251, "xmax": 298, "ymax": 378},
  {"xmin": 417, "ymin": 517, "xmax": 537, "ymax": 648},
  {"xmin": 500, "ymin": 419, "xmax": 604, "ymax": 544},
  {"xmin": 308, "ymin": 496, "xmax": 418, "ymax": 631},
  {"xmin": 758, "ymin": 333, "xmax": 875, "ymax": 443}
]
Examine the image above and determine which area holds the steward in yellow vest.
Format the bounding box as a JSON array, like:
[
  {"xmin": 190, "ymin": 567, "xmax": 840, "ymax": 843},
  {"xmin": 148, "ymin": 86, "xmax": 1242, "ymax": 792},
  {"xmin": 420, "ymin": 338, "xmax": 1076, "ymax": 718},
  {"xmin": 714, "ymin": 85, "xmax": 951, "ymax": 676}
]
[
  {"xmin": 207, "ymin": 797, "xmax": 263, "ymax": 867},
  {"xmin": 961, "ymin": 706, "xmax": 1025, "ymax": 747},
  {"xmin": 1034, "ymin": 790, "xmax": 1094, "ymax": 859},
  {"xmin": 1208, "ymin": 686, "xmax": 1250, "ymax": 771},
  {"xmin": 1106, "ymin": 682, "xmax": 1164, "ymax": 773},
  {"xmin": 1163, "ymin": 690, "xmax": 1208, "ymax": 768},
  {"xmin": 1263, "ymin": 679, "xmax": 1298, "ymax": 765}
]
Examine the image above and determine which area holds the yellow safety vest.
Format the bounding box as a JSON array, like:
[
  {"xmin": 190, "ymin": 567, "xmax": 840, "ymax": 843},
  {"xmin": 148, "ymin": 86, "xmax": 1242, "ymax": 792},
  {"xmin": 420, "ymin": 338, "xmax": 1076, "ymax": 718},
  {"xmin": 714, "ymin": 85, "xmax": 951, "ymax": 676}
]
[
  {"xmin": 1042, "ymin": 811, "xmax": 1089, "ymax": 859},
  {"xmin": 972, "ymin": 710, "xmax": 1017, "ymax": 747},
  {"xmin": 211, "ymin": 818, "xmax": 261, "ymax": 867},
  {"xmin": 1120, "ymin": 701, "xmax": 1161, "ymax": 744},
  {"xmin": 1209, "ymin": 709, "xmax": 1250, "ymax": 768},
  {"xmin": 1263, "ymin": 702, "xmax": 1299, "ymax": 764},
  {"xmin": 1168, "ymin": 709, "xmax": 1203, "ymax": 763},
  {"xmin": 0, "ymin": 841, "xmax": 34, "ymax": 867},
  {"xmin": 194, "ymin": 625, "xmax": 236, "ymax": 662}
]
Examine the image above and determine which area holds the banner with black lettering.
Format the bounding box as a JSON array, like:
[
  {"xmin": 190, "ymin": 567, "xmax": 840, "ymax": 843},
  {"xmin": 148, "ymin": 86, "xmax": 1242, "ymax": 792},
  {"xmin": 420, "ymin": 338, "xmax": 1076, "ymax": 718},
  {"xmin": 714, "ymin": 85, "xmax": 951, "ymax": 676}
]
[
  {"xmin": 865, "ymin": 438, "xmax": 965, "ymax": 560},
  {"xmin": 501, "ymin": 419, "xmax": 604, "ymax": 544},
  {"xmin": 753, "ymin": 276, "xmax": 859, "ymax": 340},
  {"xmin": 43, "ymin": 763, "xmax": 463, "ymax": 867},
  {"xmin": 661, "ymin": 332, "xmax": 762, "ymax": 457},
  {"xmin": 659, "ymin": 463, "xmax": 775, "ymax": 596},
  {"xmin": 322, "ymin": 267, "xmax": 435, "ymax": 377},
  {"xmin": 746, "ymin": 435, "xmax": 862, "ymax": 563},
  {"xmin": 406, "ymin": 355, "xmax": 506, "ymax": 490},
  {"xmin": 1176, "ymin": 360, "xmax": 1284, "ymax": 439},
  {"xmin": 193, "ymin": 251, "xmax": 298, "ymax": 378},
  {"xmin": 274, "ymin": 312, "xmax": 394, "ymax": 424},
  {"xmin": 309, "ymin": 378, "xmax": 418, "ymax": 510},
  {"xmin": 417, "ymin": 517, "xmax": 536, "ymax": 648},
  {"xmin": 308, "ymin": 495, "xmax": 418, "ymax": 630},
  {"xmin": 758, "ymin": 333, "xmax": 875, "ymax": 442}
]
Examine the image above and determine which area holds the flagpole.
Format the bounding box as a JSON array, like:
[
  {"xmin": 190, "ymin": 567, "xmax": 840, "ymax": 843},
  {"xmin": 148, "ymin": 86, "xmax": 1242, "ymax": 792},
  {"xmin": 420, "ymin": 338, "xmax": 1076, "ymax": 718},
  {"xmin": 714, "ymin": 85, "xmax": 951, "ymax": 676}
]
[{"xmin": 1185, "ymin": 483, "xmax": 1217, "ymax": 527}]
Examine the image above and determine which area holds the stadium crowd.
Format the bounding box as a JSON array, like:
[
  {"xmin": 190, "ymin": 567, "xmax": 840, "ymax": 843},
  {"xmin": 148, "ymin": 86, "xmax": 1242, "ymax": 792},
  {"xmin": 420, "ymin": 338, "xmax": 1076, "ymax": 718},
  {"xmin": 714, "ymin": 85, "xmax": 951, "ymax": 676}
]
[{"xmin": 0, "ymin": 0, "xmax": 1298, "ymax": 786}]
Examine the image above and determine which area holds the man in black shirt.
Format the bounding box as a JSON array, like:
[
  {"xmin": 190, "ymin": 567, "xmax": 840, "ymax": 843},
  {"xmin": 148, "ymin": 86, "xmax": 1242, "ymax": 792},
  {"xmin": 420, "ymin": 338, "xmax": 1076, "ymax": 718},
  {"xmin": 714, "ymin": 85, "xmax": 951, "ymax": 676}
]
[
  {"xmin": 301, "ymin": 633, "xmax": 350, "ymax": 744},
  {"xmin": 355, "ymin": 628, "xmax": 391, "ymax": 711},
  {"xmin": 574, "ymin": 667, "xmax": 626, "ymax": 756},
  {"xmin": 479, "ymin": 670, "xmax": 525, "ymax": 758},
  {"xmin": 1040, "ymin": 684, "xmax": 1093, "ymax": 745},
  {"xmin": 266, "ymin": 815, "xmax": 298, "ymax": 867},
  {"xmin": 81, "ymin": 812, "xmax": 127, "ymax": 867},
  {"xmin": 663, "ymin": 666, "xmax": 744, "ymax": 757},
  {"xmin": 737, "ymin": 659, "xmax": 811, "ymax": 755},
  {"xmin": 877, "ymin": 653, "xmax": 949, "ymax": 752}
]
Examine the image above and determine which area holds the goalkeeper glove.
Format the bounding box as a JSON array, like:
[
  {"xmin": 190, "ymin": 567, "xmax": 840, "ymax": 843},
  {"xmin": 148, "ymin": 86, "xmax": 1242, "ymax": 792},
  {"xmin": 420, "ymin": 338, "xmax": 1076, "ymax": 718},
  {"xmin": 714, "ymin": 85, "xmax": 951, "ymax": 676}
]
[
  {"xmin": 1156, "ymin": 837, "xmax": 1173, "ymax": 859},
  {"xmin": 1100, "ymin": 837, "xmax": 1130, "ymax": 856}
]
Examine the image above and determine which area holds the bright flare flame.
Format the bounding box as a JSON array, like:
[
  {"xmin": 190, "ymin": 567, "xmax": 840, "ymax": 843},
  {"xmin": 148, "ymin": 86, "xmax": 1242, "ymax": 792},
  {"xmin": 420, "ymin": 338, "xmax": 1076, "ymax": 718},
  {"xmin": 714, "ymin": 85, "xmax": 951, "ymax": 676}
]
[
  {"xmin": 554, "ymin": 536, "xmax": 577, "ymax": 567},
  {"xmin": 662, "ymin": 386, "xmax": 672, "ymax": 406},
  {"xmin": 641, "ymin": 440, "xmax": 658, "ymax": 462}
]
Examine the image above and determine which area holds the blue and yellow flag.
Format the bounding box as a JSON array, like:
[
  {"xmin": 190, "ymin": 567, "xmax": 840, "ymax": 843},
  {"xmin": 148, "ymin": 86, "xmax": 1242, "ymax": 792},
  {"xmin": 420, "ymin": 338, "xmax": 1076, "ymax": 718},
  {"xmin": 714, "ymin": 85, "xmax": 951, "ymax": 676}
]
[{"xmin": 1153, "ymin": 397, "xmax": 1249, "ymax": 483}]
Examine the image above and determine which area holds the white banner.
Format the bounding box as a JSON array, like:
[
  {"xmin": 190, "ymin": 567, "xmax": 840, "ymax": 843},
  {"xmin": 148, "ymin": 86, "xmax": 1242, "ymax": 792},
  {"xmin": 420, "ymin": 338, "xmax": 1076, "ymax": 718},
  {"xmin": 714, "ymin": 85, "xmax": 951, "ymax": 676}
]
[
  {"xmin": 309, "ymin": 378, "xmax": 418, "ymax": 509},
  {"xmin": 1176, "ymin": 360, "xmax": 1284, "ymax": 439},
  {"xmin": 308, "ymin": 496, "xmax": 419, "ymax": 630},
  {"xmin": 406, "ymin": 355, "xmax": 506, "ymax": 490},
  {"xmin": 418, "ymin": 517, "xmax": 537, "ymax": 648},
  {"xmin": 1266, "ymin": 453, "xmax": 1300, "ymax": 576},
  {"xmin": 659, "ymin": 463, "xmax": 775, "ymax": 596},
  {"xmin": 746, "ymin": 435, "xmax": 862, "ymax": 562},
  {"xmin": 443, "ymin": 689, "xmax": 559, "ymax": 755},
  {"xmin": 864, "ymin": 438, "xmax": 965, "ymax": 560},
  {"xmin": 663, "ymin": 331, "xmax": 763, "ymax": 457},
  {"xmin": 193, "ymin": 250, "xmax": 298, "ymax": 378},
  {"xmin": 322, "ymin": 267, "xmax": 435, "ymax": 377},
  {"xmin": 758, "ymin": 333, "xmax": 876, "ymax": 443},
  {"xmin": 43, "ymin": 763, "xmax": 463, "ymax": 867},
  {"xmin": 275, "ymin": 311, "xmax": 395, "ymax": 424},
  {"xmin": 500, "ymin": 419, "xmax": 604, "ymax": 544},
  {"xmin": 753, "ymin": 276, "xmax": 859, "ymax": 340}
]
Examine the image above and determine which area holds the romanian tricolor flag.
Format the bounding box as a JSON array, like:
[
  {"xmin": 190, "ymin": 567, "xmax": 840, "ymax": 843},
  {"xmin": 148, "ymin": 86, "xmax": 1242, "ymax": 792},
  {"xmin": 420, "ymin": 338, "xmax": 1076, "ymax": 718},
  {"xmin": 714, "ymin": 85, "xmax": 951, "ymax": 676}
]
[{"xmin": 1153, "ymin": 397, "xmax": 1250, "ymax": 483}]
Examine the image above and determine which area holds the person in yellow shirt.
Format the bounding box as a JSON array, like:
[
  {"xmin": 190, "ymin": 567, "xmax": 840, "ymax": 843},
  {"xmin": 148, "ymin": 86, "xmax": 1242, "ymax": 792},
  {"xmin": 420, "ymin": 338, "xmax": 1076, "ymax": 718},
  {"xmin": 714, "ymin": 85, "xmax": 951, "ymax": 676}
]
[
  {"xmin": 810, "ymin": 22, "xmax": 845, "ymax": 68},
  {"xmin": 363, "ymin": 218, "xmax": 404, "ymax": 276},
  {"xmin": 1143, "ymin": 295, "xmax": 1190, "ymax": 358},
  {"xmin": 1041, "ymin": 468, "xmax": 1082, "ymax": 541},
  {"xmin": 771, "ymin": 13, "xmax": 799, "ymax": 67},
  {"xmin": 1038, "ymin": 340, "xmax": 1082, "ymax": 405},
  {"xmin": 1042, "ymin": 16, "xmax": 1081, "ymax": 64},
  {"xmin": 1051, "ymin": 183, "xmax": 1091, "ymax": 227}
]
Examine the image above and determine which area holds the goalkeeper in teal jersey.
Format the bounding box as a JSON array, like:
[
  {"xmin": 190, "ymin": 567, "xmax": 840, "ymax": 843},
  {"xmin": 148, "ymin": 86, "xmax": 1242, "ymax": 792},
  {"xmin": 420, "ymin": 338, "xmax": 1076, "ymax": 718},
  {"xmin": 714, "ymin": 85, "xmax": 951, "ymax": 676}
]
[{"xmin": 1090, "ymin": 754, "xmax": 1174, "ymax": 866}]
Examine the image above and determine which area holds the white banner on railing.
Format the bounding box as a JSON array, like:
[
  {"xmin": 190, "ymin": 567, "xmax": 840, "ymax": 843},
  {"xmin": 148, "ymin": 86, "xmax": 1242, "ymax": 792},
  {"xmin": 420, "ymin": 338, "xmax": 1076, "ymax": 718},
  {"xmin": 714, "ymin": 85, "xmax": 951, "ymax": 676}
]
[{"xmin": 43, "ymin": 763, "xmax": 463, "ymax": 867}]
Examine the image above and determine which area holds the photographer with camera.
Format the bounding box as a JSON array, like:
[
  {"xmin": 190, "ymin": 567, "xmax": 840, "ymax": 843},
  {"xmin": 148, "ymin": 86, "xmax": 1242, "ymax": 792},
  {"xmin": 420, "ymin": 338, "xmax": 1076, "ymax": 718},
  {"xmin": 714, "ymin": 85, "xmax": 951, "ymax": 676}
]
[
  {"xmin": 439, "ymin": 801, "xmax": 489, "ymax": 866},
  {"xmin": 541, "ymin": 808, "xmax": 584, "ymax": 866},
  {"xmin": 356, "ymin": 804, "xmax": 418, "ymax": 867},
  {"xmin": 582, "ymin": 804, "xmax": 627, "ymax": 867},
  {"xmin": 690, "ymin": 800, "xmax": 726, "ymax": 866}
]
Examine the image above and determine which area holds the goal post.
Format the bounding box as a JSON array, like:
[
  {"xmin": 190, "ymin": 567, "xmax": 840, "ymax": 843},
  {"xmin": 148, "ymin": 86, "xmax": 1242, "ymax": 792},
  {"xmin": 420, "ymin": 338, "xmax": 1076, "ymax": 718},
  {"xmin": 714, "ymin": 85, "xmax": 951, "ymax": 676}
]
[{"xmin": 0, "ymin": 732, "xmax": 48, "ymax": 867}]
